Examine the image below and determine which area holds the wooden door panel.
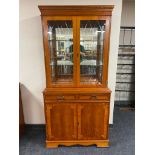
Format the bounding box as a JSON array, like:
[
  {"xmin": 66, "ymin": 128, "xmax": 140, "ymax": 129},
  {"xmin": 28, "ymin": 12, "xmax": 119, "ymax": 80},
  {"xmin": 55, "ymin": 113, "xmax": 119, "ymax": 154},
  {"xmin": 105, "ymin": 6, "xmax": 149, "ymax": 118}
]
[
  {"xmin": 46, "ymin": 103, "xmax": 77, "ymax": 140},
  {"xmin": 78, "ymin": 103, "xmax": 109, "ymax": 140}
]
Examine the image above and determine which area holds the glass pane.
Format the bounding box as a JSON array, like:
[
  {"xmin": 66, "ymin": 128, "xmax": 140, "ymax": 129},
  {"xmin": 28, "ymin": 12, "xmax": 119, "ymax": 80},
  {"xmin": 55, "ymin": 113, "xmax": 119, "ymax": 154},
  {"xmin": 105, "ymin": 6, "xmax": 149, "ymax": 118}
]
[
  {"xmin": 80, "ymin": 20, "xmax": 106, "ymax": 84},
  {"xmin": 48, "ymin": 20, "xmax": 74, "ymax": 84}
]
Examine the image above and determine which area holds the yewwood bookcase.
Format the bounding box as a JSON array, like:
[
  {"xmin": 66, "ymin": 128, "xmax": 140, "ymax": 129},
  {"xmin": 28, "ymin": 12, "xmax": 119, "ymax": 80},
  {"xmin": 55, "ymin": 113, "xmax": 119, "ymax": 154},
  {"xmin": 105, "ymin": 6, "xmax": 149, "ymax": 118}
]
[{"xmin": 39, "ymin": 5, "xmax": 113, "ymax": 148}]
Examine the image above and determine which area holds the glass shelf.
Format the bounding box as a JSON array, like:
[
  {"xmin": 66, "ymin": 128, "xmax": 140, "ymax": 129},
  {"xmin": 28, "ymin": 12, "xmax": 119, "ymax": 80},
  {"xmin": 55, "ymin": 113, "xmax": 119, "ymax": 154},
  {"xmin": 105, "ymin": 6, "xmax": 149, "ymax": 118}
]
[
  {"xmin": 48, "ymin": 40, "xmax": 104, "ymax": 42},
  {"xmin": 50, "ymin": 60, "xmax": 103, "ymax": 66},
  {"xmin": 48, "ymin": 40, "xmax": 73, "ymax": 41}
]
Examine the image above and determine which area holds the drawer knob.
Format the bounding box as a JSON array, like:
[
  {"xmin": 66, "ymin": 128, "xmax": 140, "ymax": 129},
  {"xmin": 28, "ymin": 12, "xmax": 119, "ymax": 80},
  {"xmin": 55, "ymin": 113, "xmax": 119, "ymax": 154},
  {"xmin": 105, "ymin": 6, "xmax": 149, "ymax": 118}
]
[
  {"xmin": 57, "ymin": 96, "xmax": 64, "ymax": 100},
  {"xmin": 90, "ymin": 95, "xmax": 97, "ymax": 99}
]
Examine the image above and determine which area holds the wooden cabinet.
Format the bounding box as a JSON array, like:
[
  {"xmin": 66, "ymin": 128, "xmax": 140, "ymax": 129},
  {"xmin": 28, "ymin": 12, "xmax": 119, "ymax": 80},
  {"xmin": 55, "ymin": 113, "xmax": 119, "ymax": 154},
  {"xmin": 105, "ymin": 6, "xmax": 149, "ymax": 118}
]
[
  {"xmin": 39, "ymin": 5, "xmax": 113, "ymax": 148},
  {"xmin": 19, "ymin": 83, "xmax": 25, "ymax": 137}
]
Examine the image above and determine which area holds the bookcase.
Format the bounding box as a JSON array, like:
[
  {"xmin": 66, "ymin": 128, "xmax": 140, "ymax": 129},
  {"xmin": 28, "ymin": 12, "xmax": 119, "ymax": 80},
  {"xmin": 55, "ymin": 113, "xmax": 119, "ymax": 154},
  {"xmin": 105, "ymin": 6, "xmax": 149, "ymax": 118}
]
[{"xmin": 39, "ymin": 5, "xmax": 113, "ymax": 148}]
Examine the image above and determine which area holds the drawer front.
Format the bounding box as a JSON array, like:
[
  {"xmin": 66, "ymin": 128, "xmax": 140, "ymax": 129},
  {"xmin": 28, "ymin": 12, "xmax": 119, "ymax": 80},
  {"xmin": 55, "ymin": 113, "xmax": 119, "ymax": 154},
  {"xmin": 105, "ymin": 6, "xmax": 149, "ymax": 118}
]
[
  {"xmin": 45, "ymin": 95, "xmax": 75, "ymax": 101},
  {"xmin": 78, "ymin": 94, "xmax": 110, "ymax": 101}
]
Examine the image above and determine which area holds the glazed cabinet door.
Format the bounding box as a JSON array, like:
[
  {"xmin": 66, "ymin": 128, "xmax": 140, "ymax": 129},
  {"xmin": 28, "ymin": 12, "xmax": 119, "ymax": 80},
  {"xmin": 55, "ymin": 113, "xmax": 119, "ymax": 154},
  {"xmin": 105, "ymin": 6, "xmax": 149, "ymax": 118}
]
[
  {"xmin": 42, "ymin": 16, "xmax": 77, "ymax": 87},
  {"xmin": 46, "ymin": 103, "xmax": 77, "ymax": 140},
  {"xmin": 77, "ymin": 103, "xmax": 109, "ymax": 140},
  {"xmin": 76, "ymin": 16, "xmax": 111, "ymax": 87}
]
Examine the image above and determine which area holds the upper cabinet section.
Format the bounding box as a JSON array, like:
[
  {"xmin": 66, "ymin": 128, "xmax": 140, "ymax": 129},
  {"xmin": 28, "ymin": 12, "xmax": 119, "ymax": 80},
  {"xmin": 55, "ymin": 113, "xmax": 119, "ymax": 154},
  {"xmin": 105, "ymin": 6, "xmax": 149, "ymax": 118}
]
[{"xmin": 39, "ymin": 6, "xmax": 113, "ymax": 88}]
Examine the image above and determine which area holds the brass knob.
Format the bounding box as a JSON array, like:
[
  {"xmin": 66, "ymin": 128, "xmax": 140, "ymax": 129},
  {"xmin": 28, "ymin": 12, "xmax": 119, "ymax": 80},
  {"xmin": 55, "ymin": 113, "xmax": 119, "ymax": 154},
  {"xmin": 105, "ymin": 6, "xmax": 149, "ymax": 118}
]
[
  {"xmin": 57, "ymin": 96, "xmax": 64, "ymax": 100},
  {"xmin": 91, "ymin": 95, "xmax": 97, "ymax": 99}
]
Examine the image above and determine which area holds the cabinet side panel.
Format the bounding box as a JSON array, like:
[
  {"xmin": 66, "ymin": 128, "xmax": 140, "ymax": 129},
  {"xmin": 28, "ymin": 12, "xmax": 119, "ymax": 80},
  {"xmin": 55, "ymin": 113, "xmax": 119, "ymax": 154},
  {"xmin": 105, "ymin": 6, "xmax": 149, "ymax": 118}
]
[{"xmin": 41, "ymin": 17, "xmax": 51, "ymax": 87}]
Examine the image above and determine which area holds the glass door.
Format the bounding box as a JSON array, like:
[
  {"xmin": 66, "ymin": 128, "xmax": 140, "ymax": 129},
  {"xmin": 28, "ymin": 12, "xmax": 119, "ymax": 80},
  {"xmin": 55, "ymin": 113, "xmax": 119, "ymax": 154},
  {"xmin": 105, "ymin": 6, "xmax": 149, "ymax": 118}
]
[
  {"xmin": 43, "ymin": 17, "xmax": 77, "ymax": 87},
  {"xmin": 77, "ymin": 17, "xmax": 108, "ymax": 86},
  {"xmin": 43, "ymin": 16, "xmax": 110, "ymax": 87}
]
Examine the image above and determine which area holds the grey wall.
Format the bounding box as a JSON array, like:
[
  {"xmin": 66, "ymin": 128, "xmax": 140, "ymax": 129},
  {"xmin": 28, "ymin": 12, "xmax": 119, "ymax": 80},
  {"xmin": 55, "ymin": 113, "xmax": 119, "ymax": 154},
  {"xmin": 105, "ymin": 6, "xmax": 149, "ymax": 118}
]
[
  {"xmin": 121, "ymin": 0, "xmax": 135, "ymax": 26},
  {"xmin": 115, "ymin": 0, "xmax": 135, "ymax": 102}
]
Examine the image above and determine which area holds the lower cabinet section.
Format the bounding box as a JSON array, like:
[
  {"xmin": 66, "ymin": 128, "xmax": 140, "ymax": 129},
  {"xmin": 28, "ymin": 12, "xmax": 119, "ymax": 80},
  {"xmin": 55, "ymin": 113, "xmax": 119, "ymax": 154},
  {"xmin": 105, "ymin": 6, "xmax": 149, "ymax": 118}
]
[{"xmin": 45, "ymin": 102, "xmax": 110, "ymax": 147}]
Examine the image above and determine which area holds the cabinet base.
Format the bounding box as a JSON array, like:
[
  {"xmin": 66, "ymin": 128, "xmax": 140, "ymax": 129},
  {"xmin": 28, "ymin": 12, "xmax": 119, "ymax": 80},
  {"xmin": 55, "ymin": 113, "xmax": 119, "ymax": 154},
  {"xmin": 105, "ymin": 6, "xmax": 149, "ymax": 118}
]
[{"xmin": 46, "ymin": 140, "xmax": 109, "ymax": 148}]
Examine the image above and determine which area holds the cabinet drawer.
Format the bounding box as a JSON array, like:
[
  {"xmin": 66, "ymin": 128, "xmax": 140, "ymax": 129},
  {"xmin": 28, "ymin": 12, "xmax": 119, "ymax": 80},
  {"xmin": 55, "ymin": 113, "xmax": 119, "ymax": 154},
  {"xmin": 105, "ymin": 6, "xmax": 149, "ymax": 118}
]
[
  {"xmin": 45, "ymin": 95, "xmax": 75, "ymax": 101},
  {"xmin": 78, "ymin": 94, "xmax": 110, "ymax": 101}
]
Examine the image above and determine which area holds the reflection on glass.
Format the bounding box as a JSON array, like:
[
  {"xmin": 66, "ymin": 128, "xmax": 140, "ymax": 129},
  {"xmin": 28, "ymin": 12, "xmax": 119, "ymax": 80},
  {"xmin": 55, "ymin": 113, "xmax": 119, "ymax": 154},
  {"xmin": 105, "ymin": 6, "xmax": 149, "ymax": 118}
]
[
  {"xmin": 80, "ymin": 20, "xmax": 105, "ymax": 84},
  {"xmin": 48, "ymin": 21, "xmax": 74, "ymax": 84}
]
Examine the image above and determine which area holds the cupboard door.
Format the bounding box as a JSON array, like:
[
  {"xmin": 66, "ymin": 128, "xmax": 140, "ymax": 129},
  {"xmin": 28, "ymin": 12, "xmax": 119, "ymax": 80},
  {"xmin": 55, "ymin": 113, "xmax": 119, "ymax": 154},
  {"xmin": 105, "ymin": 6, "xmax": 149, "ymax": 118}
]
[
  {"xmin": 42, "ymin": 16, "xmax": 77, "ymax": 87},
  {"xmin": 46, "ymin": 103, "xmax": 77, "ymax": 140},
  {"xmin": 78, "ymin": 103, "xmax": 109, "ymax": 140},
  {"xmin": 76, "ymin": 16, "xmax": 111, "ymax": 87}
]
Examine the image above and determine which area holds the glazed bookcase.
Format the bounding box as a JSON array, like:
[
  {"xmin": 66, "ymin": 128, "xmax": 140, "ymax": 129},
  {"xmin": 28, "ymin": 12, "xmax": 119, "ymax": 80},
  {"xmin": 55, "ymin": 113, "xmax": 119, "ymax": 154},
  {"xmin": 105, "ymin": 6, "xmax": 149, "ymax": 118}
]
[{"xmin": 39, "ymin": 5, "xmax": 113, "ymax": 148}]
